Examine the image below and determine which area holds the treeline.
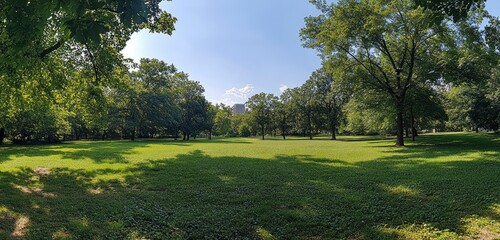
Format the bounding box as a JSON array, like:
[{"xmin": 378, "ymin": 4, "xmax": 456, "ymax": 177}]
[
  {"xmin": 296, "ymin": 0, "xmax": 499, "ymax": 146},
  {"xmin": 211, "ymin": 66, "xmax": 498, "ymax": 141},
  {"xmin": 221, "ymin": 0, "xmax": 500, "ymax": 144},
  {"xmin": 0, "ymin": 0, "xmax": 498, "ymax": 145},
  {"xmin": 0, "ymin": 59, "xmax": 215, "ymax": 144}
]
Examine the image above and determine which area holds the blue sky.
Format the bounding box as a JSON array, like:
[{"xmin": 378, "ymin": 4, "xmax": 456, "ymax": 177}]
[{"xmin": 122, "ymin": 0, "xmax": 500, "ymax": 106}]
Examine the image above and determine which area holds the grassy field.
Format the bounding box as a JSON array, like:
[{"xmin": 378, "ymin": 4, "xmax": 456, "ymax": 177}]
[{"xmin": 0, "ymin": 133, "xmax": 499, "ymax": 239}]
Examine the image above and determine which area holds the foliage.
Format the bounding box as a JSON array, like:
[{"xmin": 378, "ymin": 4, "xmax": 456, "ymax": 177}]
[
  {"xmin": 0, "ymin": 0, "xmax": 176, "ymax": 77},
  {"xmin": 213, "ymin": 104, "xmax": 233, "ymax": 137},
  {"xmin": 415, "ymin": 0, "xmax": 485, "ymax": 22},
  {"xmin": 301, "ymin": 0, "xmax": 449, "ymax": 146},
  {"xmin": 246, "ymin": 93, "xmax": 278, "ymax": 140}
]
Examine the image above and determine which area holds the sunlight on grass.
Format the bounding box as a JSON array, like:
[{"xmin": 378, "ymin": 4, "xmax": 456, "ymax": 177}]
[
  {"xmin": 0, "ymin": 133, "xmax": 498, "ymax": 239},
  {"xmin": 218, "ymin": 175, "xmax": 237, "ymax": 183},
  {"xmin": 380, "ymin": 184, "xmax": 420, "ymax": 197},
  {"xmin": 378, "ymin": 223, "xmax": 460, "ymax": 239},
  {"xmin": 256, "ymin": 227, "xmax": 276, "ymax": 240},
  {"xmin": 52, "ymin": 228, "xmax": 72, "ymax": 239}
]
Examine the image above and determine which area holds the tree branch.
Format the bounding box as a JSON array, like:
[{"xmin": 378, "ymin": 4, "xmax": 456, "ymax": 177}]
[{"xmin": 39, "ymin": 40, "xmax": 63, "ymax": 59}]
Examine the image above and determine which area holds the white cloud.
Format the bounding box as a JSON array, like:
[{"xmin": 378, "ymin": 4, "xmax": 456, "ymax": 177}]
[
  {"xmin": 279, "ymin": 84, "xmax": 289, "ymax": 93},
  {"xmin": 209, "ymin": 98, "xmax": 237, "ymax": 106},
  {"xmin": 225, "ymin": 84, "xmax": 254, "ymax": 99},
  {"xmin": 208, "ymin": 84, "xmax": 254, "ymax": 106}
]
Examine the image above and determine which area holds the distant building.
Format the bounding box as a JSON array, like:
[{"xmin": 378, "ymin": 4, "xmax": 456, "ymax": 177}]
[{"xmin": 232, "ymin": 104, "xmax": 245, "ymax": 115}]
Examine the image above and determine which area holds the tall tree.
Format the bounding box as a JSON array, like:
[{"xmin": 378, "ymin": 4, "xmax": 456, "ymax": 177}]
[
  {"xmin": 174, "ymin": 77, "xmax": 209, "ymax": 140},
  {"xmin": 301, "ymin": 0, "xmax": 446, "ymax": 146},
  {"xmin": 291, "ymin": 83, "xmax": 318, "ymax": 140},
  {"xmin": 275, "ymin": 89, "xmax": 294, "ymax": 140},
  {"xmin": 246, "ymin": 93, "xmax": 278, "ymax": 140},
  {"xmin": 310, "ymin": 65, "xmax": 352, "ymax": 140},
  {"xmin": 213, "ymin": 104, "xmax": 233, "ymax": 137}
]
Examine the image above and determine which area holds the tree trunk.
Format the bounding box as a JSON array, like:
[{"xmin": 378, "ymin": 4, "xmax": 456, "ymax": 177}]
[
  {"xmin": 308, "ymin": 113, "xmax": 313, "ymax": 140},
  {"xmin": 209, "ymin": 129, "xmax": 212, "ymax": 140},
  {"xmin": 183, "ymin": 132, "xmax": 186, "ymax": 140},
  {"xmin": 331, "ymin": 111, "xmax": 337, "ymax": 140},
  {"xmin": 282, "ymin": 126, "xmax": 286, "ymax": 140},
  {"xmin": 261, "ymin": 125, "xmax": 265, "ymax": 140},
  {"xmin": 187, "ymin": 133, "xmax": 190, "ymax": 141},
  {"xmin": 0, "ymin": 128, "xmax": 5, "ymax": 144},
  {"xmin": 405, "ymin": 128, "xmax": 410, "ymax": 138},
  {"xmin": 131, "ymin": 129, "xmax": 135, "ymax": 141},
  {"xmin": 331, "ymin": 124, "xmax": 337, "ymax": 140},
  {"xmin": 395, "ymin": 104, "xmax": 405, "ymax": 146},
  {"xmin": 410, "ymin": 107, "xmax": 416, "ymax": 141}
]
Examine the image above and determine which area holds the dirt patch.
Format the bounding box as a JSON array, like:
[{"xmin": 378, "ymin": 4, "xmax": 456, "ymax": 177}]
[
  {"xmin": 477, "ymin": 228, "xmax": 500, "ymax": 240},
  {"xmin": 33, "ymin": 167, "xmax": 51, "ymax": 176},
  {"xmin": 11, "ymin": 216, "xmax": 30, "ymax": 238},
  {"xmin": 88, "ymin": 188, "xmax": 104, "ymax": 195},
  {"xmin": 0, "ymin": 213, "xmax": 30, "ymax": 238}
]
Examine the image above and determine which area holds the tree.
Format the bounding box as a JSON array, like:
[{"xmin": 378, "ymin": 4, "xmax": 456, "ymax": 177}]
[
  {"xmin": 0, "ymin": 0, "xmax": 176, "ymax": 77},
  {"xmin": 405, "ymin": 83, "xmax": 447, "ymax": 139},
  {"xmin": 175, "ymin": 77, "xmax": 209, "ymax": 140},
  {"xmin": 275, "ymin": 89, "xmax": 294, "ymax": 140},
  {"xmin": 291, "ymin": 83, "xmax": 318, "ymax": 140},
  {"xmin": 414, "ymin": 0, "xmax": 485, "ymax": 22},
  {"xmin": 131, "ymin": 59, "xmax": 180, "ymax": 138},
  {"xmin": 344, "ymin": 88, "xmax": 396, "ymax": 135},
  {"xmin": 246, "ymin": 93, "xmax": 278, "ymax": 140},
  {"xmin": 231, "ymin": 113, "xmax": 254, "ymax": 137},
  {"xmin": 213, "ymin": 104, "xmax": 233, "ymax": 137},
  {"xmin": 310, "ymin": 65, "xmax": 352, "ymax": 140},
  {"xmin": 1, "ymin": 2, "xmax": 177, "ymax": 139},
  {"xmin": 206, "ymin": 104, "xmax": 217, "ymax": 140},
  {"xmin": 301, "ymin": 0, "xmax": 447, "ymax": 146},
  {"xmin": 440, "ymin": 14, "xmax": 499, "ymax": 132}
]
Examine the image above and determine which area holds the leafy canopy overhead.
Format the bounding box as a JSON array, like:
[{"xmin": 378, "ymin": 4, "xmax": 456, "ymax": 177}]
[
  {"xmin": 414, "ymin": 0, "xmax": 485, "ymax": 21},
  {"xmin": 0, "ymin": 0, "xmax": 176, "ymax": 75}
]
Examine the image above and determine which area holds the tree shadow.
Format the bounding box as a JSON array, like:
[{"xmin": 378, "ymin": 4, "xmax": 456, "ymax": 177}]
[
  {"xmin": 0, "ymin": 134, "xmax": 498, "ymax": 239},
  {"xmin": 0, "ymin": 142, "xmax": 138, "ymax": 164}
]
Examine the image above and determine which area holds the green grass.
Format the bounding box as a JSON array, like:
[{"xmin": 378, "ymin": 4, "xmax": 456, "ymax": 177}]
[{"xmin": 0, "ymin": 133, "xmax": 499, "ymax": 239}]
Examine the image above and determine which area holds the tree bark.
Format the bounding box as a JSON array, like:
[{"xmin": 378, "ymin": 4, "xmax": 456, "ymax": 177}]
[
  {"xmin": 395, "ymin": 103, "xmax": 405, "ymax": 146},
  {"xmin": 261, "ymin": 125, "xmax": 265, "ymax": 140},
  {"xmin": 410, "ymin": 107, "xmax": 416, "ymax": 141},
  {"xmin": 331, "ymin": 111, "xmax": 337, "ymax": 140},
  {"xmin": 0, "ymin": 128, "xmax": 5, "ymax": 144},
  {"xmin": 209, "ymin": 129, "xmax": 212, "ymax": 140},
  {"xmin": 331, "ymin": 124, "xmax": 337, "ymax": 140},
  {"xmin": 308, "ymin": 113, "xmax": 313, "ymax": 140}
]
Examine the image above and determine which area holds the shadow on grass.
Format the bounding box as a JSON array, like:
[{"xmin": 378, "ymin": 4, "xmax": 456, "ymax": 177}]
[
  {"xmin": 262, "ymin": 135, "xmax": 388, "ymax": 142},
  {"xmin": 0, "ymin": 141, "xmax": 137, "ymax": 164},
  {"xmin": 0, "ymin": 138, "xmax": 253, "ymax": 165},
  {"xmin": 0, "ymin": 134, "xmax": 498, "ymax": 239}
]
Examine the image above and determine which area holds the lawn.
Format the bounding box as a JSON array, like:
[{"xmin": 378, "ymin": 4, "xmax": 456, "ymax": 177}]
[{"xmin": 0, "ymin": 133, "xmax": 499, "ymax": 239}]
